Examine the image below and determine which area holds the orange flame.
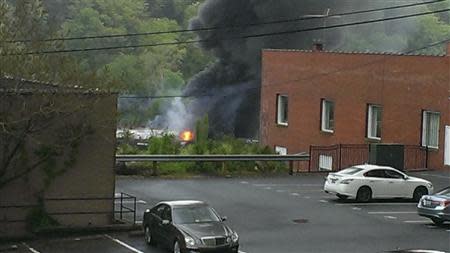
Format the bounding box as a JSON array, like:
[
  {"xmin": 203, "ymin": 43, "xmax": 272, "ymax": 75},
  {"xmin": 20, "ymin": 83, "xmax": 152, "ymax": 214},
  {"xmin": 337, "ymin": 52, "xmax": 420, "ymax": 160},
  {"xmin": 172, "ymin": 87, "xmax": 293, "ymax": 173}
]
[{"xmin": 179, "ymin": 130, "xmax": 194, "ymax": 142}]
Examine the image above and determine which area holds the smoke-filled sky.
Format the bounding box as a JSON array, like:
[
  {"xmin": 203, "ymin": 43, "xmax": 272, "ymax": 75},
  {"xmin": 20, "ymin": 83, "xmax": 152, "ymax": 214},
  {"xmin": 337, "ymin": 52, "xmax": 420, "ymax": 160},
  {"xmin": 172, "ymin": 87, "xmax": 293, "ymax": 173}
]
[{"xmin": 163, "ymin": 0, "xmax": 426, "ymax": 138}]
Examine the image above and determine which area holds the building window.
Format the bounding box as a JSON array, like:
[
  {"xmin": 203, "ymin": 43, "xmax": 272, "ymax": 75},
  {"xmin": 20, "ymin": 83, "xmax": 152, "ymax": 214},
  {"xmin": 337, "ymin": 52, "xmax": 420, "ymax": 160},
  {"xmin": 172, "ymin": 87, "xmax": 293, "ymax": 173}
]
[
  {"xmin": 321, "ymin": 99, "xmax": 334, "ymax": 133},
  {"xmin": 275, "ymin": 146, "xmax": 287, "ymax": 155},
  {"xmin": 422, "ymin": 111, "xmax": 440, "ymax": 149},
  {"xmin": 276, "ymin": 94, "xmax": 288, "ymax": 126},
  {"xmin": 367, "ymin": 105, "xmax": 382, "ymax": 140},
  {"xmin": 319, "ymin": 155, "xmax": 333, "ymax": 171}
]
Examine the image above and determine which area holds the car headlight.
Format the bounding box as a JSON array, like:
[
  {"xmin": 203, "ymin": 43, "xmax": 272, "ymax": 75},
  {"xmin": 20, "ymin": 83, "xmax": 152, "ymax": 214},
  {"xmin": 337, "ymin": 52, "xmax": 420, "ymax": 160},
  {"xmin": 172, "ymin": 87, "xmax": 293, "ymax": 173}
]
[
  {"xmin": 185, "ymin": 236, "xmax": 196, "ymax": 247},
  {"xmin": 231, "ymin": 231, "xmax": 239, "ymax": 243},
  {"xmin": 427, "ymin": 183, "xmax": 433, "ymax": 189}
]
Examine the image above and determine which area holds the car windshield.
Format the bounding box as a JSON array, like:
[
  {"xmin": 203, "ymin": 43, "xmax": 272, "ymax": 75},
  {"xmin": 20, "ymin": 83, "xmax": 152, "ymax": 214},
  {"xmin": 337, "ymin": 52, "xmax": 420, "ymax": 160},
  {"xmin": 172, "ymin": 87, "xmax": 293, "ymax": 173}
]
[
  {"xmin": 436, "ymin": 187, "xmax": 450, "ymax": 196},
  {"xmin": 172, "ymin": 205, "xmax": 221, "ymax": 224},
  {"xmin": 338, "ymin": 167, "xmax": 364, "ymax": 175}
]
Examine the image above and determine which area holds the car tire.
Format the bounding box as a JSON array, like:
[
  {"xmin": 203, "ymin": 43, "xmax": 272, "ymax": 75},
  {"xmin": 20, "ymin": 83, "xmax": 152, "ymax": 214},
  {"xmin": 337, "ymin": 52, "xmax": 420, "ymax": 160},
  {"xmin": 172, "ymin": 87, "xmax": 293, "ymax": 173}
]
[
  {"xmin": 413, "ymin": 186, "xmax": 428, "ymax": 202},
  {"xmin": 431, "ymin": 218, "xmax": 444, "ymax": 226},
  {"xmin": 337, "ymin": 194, "xmax": 348, "ymax": 200},
  {"xmin": 144, "ymin": 226, "xmax": 156, "ymax": 246},
  {"xmin": 356, "ymin": 187, "xmax": 372, "ymax": 202},
  {"xmin": 173, "ymin": 240, "xmax": 181, "ymax": 253}
]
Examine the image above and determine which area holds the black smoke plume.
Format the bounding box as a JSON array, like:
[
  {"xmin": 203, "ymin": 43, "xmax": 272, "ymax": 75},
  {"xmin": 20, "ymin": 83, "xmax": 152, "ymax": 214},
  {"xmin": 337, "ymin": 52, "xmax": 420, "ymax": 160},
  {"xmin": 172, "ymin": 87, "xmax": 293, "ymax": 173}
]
[{"xmin": 181, "ymin": 0, "xmax": 421, "ymax": 137}]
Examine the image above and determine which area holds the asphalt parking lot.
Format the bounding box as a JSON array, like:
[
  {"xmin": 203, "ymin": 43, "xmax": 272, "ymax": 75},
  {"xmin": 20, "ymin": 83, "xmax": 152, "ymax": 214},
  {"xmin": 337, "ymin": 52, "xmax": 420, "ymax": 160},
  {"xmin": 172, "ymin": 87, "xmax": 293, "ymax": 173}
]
[{"xmin": 2, "ymin": 171, "xmax": 450, "ymax": 253}]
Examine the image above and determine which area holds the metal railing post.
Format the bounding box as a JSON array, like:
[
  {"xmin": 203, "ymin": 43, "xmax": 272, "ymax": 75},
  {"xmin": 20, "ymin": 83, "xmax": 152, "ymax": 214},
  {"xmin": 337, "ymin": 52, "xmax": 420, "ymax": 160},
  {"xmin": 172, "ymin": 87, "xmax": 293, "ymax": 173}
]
[
  {"xmin": 308, "ymin": 146, "xmax": 312, "ymax": 172},
  {"xmin": 133, "ymin": 197, "xmax": 137, "ymax": 225},
  {"xmin": 120, "ymin": 193, "xmax": 123, "ymax": 220}
]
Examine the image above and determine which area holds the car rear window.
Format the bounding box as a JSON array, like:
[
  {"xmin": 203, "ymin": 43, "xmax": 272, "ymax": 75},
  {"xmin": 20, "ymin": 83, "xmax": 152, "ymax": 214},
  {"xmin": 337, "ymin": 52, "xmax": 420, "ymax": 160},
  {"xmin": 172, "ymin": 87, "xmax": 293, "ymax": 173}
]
[{"xmin": 338, "ymin": 167, "xmax": 364, "ymax": 175}]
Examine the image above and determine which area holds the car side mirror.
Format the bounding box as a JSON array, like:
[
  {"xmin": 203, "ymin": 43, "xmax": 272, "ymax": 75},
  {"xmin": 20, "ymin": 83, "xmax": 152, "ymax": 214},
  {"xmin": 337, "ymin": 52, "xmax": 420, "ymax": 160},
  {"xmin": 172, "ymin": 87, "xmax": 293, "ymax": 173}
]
[
  {"xmin": 162, "ymin": 220, "xmax": 170, "ymax": 225},
  {"xmin": 221, "ymin": 216, "xmax": 227, "ymax": 221},
  {"xmin": 403, "ymin": 176, "xmax": 409, "ymax": 180}
]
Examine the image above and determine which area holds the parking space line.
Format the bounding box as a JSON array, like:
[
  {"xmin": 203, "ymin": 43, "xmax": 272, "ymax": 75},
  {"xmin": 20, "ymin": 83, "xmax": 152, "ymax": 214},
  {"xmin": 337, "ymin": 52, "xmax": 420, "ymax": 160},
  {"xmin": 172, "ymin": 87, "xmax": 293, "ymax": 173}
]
[
  {"xmin": 404, "ymin": 220, "xmax": 430, "ymax": 224},
  {"xmin": 104, "ymin": 234, "xmax": 144, "ymax": 253},
  {"xmin": 335, "ymin": 203, "xmax": 416, "ymax": 206},
  {"xmin": 383, "ymin": 216, "xmax": 398, "ymax": 220},
  {"xmin": 319, "ymin": 200, "xmax": 328, "ymax": 203},
  {"xmin": 22, "ymin": 243, "xmax": 41, "ymax": 253},
  {"xmin": 352, "ymin": 207, "xmax": 362, "ymax": 211},
  {"xmin": 368, "ymin": 211, "xmax": 416, "ymax": 214},
  {"xmin": 290, "ymin": 193, "xmax": 300, "ymax": 196},
  {"xmin": 291, "ymin": 189, "xmax": 324, "ymax": 192},
  {"xmin": 252, "ymin": 184, "xmax": 322, "ymax": 187}
]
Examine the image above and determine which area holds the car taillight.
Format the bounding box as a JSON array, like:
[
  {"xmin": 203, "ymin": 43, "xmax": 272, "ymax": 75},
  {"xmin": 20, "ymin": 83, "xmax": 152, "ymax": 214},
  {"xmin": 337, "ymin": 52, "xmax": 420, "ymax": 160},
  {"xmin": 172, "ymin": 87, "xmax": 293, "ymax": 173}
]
[{"xmin": 440, "ymin": 200, "xmax": 450, "ymax": 207}]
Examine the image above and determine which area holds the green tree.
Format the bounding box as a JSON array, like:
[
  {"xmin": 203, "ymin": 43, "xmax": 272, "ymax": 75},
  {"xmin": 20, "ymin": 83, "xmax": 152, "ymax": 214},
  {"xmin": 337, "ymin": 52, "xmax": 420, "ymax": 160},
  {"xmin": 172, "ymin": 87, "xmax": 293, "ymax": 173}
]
[{"xmin": 407, "ymin": 15, "xmax": 450, "ymax": 55}]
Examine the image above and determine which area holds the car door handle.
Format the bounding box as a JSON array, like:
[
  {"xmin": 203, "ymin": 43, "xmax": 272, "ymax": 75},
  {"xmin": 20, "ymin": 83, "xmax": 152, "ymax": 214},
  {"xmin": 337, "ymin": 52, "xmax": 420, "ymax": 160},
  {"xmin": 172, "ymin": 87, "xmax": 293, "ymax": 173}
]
[
  {"xmin": 369, "ymin": 180, "xmax": 375, "ymax": 183},
  {"xmin": 388, "ymin": 181, "xmax": 394, "ymax": 184}
]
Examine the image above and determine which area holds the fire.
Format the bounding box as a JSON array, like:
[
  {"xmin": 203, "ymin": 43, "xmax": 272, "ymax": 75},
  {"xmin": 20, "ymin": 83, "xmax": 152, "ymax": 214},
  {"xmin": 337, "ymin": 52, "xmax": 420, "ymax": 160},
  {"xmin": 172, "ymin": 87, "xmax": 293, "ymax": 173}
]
[{"xmin": 179, "ymin": 130, "xmax": 194, "ymax": 142}]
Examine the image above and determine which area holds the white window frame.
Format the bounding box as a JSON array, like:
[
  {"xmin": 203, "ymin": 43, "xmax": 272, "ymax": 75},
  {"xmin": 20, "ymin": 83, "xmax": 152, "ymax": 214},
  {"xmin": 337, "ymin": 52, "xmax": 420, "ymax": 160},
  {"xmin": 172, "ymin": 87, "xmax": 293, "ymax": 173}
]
[
  {"xmin": 276, "ymin": 94, "xmax": 288, "ymax": 126},
  {"xmin": 275, "ymin": 146, "xmax": 287, "ymax": 155},
  {"xmin": 321, "ymin": 99, "xmax": 334, "ymax": 133},
  {"xmin": 445, "ymin": 126, "xmax": 450, "ymax": 165},
  {"xmin": 367, "ymin": 104, "xmax": 382, "ymax": 140},
  {"xmin": 422, "ymin": 111, "xmax": 440, "ymax": 149},
  {"xmin": 319, "ymin": 155, "xmax": 333, "ymax": 171}
]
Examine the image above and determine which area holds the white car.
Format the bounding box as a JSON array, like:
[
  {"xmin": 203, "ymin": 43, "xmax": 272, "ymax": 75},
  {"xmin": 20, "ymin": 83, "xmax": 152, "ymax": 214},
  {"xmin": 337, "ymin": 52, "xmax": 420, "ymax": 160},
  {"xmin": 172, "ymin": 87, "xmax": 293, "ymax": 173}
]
[{"xmin": 324, "ymin": 164, "xmax": 433, "ymax": 202}]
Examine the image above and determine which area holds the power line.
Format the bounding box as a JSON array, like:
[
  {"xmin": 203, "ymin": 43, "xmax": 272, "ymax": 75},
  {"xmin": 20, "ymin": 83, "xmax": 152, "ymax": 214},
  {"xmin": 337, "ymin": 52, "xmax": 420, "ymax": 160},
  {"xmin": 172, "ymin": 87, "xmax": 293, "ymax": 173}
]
[
  {"xmin": 119, "ymin": 95, "xmax": 210, "ymax": 99},
  {"xmin": 2, "ymin": 0, "xmax": 446, "ymax": 44},
  {"xmin": 118, "ymin": 36, "xmax": 450, "ymax": 100},
  {"xmin": 3, "ymin": 7, "xmax": 450, "ymax": 56}
]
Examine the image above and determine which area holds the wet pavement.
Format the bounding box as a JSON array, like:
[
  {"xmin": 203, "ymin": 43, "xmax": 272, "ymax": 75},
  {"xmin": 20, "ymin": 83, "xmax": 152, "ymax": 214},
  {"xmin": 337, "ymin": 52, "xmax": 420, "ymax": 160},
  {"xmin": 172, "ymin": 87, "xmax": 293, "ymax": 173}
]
[{"xmin": 2, "ymin": 171, "xmax": 449, "ymax": 253}]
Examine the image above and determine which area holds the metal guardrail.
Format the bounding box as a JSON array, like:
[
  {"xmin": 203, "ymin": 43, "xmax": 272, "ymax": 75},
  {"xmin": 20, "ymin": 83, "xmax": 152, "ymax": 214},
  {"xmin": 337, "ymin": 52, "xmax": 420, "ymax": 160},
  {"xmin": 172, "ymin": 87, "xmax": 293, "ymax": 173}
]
[
  {"xmin": 116, "ymin": 154, "xmax": 310, "ymax": 175},
  {"xmin": 116, "ymin": 154, "xmax": 310, "ymax": 162}
]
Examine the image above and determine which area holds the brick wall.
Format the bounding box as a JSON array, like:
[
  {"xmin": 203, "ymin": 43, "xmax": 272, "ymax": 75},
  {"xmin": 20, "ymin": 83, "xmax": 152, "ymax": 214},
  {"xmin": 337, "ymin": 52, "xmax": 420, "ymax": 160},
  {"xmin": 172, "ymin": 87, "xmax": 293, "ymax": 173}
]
[
  {"xmin": 0, "ymin": 88, "xmax": 117, "ymax": 238},
  {"xmin": 260, "ymin": 47, "xmax": 450, "ymax": 170}
]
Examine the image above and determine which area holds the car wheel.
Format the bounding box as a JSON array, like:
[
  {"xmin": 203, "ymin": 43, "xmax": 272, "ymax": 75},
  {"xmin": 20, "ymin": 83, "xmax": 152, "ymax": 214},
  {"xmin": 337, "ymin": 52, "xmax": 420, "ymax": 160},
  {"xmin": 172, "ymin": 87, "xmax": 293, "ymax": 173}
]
[
  {"xmin": 431, "ymin": 218, "xmax": 444, "ymax": 226},
  {"xmin": 337, "ymin": 194, "xmax": 348, "ymax": 200},
  {"xmin": 144, "ymin": 226, "xmax": 155, "ymax": 245},
  {"xmin": 356, "ymin": 187, "xmax": 372, "ymax": 202},
  {"xmin": 173, "ymin": 240, "xmax": 181, "ymax": 253},
  {"xmin": 413, "ymin": 186, "xmax": 428, "ymax": 202}
]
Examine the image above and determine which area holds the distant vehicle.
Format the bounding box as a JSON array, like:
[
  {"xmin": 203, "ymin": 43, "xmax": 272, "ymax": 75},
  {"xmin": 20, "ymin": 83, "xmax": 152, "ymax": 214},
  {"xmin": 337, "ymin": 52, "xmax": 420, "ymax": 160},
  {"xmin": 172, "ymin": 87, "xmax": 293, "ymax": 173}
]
[
  {"xmin": 324, "ymin": 164, "xmax": 433, "ymax": 202},
  {"xmin": 417, "ymin": 187, "xmax": 450, "ymax": 225},
  {"xmin": 143, "ymin": 200, "xmax": 239, "ymax": 253}
]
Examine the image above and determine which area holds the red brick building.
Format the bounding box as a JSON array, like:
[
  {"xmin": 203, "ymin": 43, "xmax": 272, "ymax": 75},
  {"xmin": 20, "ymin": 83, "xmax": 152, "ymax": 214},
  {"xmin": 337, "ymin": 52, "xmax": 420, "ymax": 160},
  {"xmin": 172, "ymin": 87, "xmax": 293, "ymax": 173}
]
[{"xmin": 260, "ymin": 44, "xmax": 450, "ymax": 171}]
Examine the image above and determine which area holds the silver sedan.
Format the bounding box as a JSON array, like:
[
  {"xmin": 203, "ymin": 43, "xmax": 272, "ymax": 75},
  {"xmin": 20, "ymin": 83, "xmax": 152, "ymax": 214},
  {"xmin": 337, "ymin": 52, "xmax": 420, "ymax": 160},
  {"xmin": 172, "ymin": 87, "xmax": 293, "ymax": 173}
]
[{"xmin": 417, "ymin": 187, "xmax": 450, "ymax": 225}]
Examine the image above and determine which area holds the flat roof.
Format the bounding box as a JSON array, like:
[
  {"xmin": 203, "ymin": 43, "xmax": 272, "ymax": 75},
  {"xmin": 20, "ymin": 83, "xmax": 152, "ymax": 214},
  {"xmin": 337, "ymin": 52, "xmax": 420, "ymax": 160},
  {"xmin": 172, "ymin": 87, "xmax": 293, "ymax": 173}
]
[
  {"xmin": 263, "ymin": 48, "xmax": 446, "ymax": 58},
  {"xmin": 0, "ymin": 76, "xmax": 117, "ymax": 94}
]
